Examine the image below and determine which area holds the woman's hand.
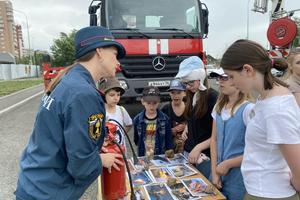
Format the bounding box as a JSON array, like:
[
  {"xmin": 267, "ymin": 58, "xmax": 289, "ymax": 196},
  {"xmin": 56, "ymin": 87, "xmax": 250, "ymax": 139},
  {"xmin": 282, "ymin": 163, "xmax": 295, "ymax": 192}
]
[
  {"xmin": 216, "ymin": 161, "xmax": 230, "ymax": 176},
  {"xmin": 100, "ymin": 153, "xmax": 124, "ymax": 173},
  {"xmin": 188, "ymin": 146, "xmax": 201, "ymax": 164}
]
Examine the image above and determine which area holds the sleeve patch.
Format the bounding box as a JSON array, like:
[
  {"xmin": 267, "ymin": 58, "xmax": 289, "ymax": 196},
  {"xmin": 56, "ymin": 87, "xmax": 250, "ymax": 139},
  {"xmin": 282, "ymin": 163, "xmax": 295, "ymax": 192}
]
[{"xmin": 88, "ymin": 113, "xmax": 104, "ymax": 141}]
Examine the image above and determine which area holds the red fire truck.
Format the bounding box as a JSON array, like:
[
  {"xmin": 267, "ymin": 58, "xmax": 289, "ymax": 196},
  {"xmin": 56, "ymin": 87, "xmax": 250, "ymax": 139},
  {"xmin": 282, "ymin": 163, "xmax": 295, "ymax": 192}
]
[{"xmin": 89, "ymin": 0, "xmax": 209, "ymax": 101}]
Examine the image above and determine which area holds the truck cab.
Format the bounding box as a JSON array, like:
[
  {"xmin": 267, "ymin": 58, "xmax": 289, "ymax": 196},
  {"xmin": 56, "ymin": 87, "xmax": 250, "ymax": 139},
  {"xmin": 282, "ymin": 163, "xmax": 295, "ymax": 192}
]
[{"xmin": 89, "ymin": 0, "xmax": 208, "ymax": 101}]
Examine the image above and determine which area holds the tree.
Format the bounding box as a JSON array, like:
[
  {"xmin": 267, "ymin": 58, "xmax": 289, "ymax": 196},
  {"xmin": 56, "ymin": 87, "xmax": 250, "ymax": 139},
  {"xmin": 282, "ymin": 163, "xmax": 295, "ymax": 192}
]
[
  {"xmin": 16, "ymin": 56, "xmax": 30, "ymax": 64},
  {"xmin": 34, "ymin": 51, "xmax": 46, "ymax": 66},
  {"xmin": 50, "ymin": 29, "xmax": 76, "ymax": 67},
  {"xmin": 206, "ymin": 54, "xmax": 219, "ymax": 65}
]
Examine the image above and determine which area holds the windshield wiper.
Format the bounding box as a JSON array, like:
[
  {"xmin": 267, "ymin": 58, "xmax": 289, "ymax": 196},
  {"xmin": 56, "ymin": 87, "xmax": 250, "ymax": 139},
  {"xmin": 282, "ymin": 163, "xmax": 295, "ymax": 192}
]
[
  {"xmin": 155, "ymin": 28, "xmax": 194, "ymax": 38},
  {"xmin": 110, "ymin": 28, "xmax": 151, "ymax": 38}
]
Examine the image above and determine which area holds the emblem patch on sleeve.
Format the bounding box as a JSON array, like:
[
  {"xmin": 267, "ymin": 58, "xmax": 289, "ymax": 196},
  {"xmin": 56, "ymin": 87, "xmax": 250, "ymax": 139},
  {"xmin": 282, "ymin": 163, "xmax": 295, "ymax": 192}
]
[{"xmin": 88, "ymin": 113, "xmax": 104, "ymax": 141}]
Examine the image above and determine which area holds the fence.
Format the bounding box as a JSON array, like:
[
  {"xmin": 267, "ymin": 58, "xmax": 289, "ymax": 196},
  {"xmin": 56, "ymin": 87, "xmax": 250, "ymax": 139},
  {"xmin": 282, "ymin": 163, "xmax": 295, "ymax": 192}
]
[{"xmin": 0, "ymin": 64, "xmax": 40, "ymax": 80}]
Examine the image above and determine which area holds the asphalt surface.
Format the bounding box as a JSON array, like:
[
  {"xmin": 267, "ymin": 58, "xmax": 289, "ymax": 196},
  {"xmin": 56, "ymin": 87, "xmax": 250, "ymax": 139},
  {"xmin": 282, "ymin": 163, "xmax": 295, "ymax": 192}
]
[
  {"xmin": 0, "ymin": 88, "xmax": 43, "ymax": 200},
  {"xmin": 0, "ymin": 84, "xmax": 44, "ymax": 112},
  {"xmin": 0, "ymin": 85, "xmax": 141, "ymax": 200}
]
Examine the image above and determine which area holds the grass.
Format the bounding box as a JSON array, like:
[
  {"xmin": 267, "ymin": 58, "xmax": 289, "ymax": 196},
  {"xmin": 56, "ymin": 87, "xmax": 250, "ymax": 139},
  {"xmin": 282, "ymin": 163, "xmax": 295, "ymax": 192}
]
[{"xmin": 0, "ymin": 78, "xmax": 43, "ymax": 97}]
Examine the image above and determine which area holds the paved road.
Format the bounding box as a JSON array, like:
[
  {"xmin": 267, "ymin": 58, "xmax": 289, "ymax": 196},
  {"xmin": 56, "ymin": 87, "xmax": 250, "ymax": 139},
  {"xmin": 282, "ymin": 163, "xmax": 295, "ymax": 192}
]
[
  {"xmin": 0, "ymin": 86, "xmax": 142, "ymax": 200},
  {"xmin": 0, "ymin": 91, "xmax": 43, "ymax": 200},
  {"xmin": 0, "ymin": 84, "xmax": 44, "ymax": 112}
]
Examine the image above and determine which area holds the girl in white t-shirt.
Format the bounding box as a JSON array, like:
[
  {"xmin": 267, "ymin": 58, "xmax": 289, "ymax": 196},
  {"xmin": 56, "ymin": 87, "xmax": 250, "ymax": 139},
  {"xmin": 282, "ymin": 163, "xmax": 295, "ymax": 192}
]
[
  {"xmin": 221, "ymin": 39, "xmax": 300, "ymax": 200},
  {"xmin": 210, "ymin": 68, "xmax": 254, "ymax": 200},
  {"xmin": 99, "ymin": 78, "xmax": 133, "ymax": 148}
]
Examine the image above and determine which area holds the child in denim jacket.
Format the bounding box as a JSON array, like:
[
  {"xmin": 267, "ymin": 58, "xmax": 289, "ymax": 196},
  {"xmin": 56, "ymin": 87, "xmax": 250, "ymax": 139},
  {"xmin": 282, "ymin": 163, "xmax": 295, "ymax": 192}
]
[{"xmin": 133, "ymin": 86, "xmax": 173, "ymax": 157}]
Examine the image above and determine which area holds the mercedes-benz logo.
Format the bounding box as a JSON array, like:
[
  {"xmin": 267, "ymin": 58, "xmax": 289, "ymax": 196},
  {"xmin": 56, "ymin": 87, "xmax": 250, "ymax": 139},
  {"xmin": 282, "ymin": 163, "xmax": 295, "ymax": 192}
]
[{"xmin": 152, "ymin": 56, "xmax": 166, "ymax": 71}]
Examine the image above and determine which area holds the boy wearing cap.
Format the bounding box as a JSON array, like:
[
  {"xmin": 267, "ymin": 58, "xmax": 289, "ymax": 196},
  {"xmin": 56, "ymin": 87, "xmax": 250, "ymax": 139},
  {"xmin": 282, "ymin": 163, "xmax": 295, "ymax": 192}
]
[
  {"xmin": 133, "ymin": 86, "xmax": 173, "ymax": 157},
  {"xmin": 15, "ymin": 26, "xmax": 126, "ymax": 200},
  {"xmin": 161, "ymin": 79, "xmax": 187, "ymax": 153},
  {"xmin": 99, "ymin": 77, "xmax": 132, "ymax": 143},
  {"xmin": 175, "ymin": 56, "xmax": 218, "ymax": 179}
]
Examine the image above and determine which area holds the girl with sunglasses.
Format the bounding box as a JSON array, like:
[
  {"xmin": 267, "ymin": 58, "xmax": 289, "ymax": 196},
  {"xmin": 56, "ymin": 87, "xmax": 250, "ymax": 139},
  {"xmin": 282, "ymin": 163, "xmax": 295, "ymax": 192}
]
[
  {"xmin": 175, "ymin": 56, "xmax": 218, "ymax": 179},
  {"xmin": 210, "ymin": 68, "xmax": 254, "ymax": 200}
]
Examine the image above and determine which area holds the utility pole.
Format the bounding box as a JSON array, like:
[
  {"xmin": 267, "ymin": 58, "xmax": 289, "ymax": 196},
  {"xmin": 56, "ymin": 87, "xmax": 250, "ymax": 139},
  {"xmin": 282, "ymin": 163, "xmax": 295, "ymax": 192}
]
[
  {"xmin": 13, "ymin": 9, "xmax": 32, "ymax": 65},
  {"xmin": 246, "ymin": 0, "xmax": 251, "ymax": 39}
]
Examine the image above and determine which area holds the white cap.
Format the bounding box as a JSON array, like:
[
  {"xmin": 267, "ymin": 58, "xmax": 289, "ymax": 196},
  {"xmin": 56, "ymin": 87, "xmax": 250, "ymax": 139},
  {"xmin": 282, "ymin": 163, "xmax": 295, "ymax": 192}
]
[
  {"xmin": 209, "ymin": 68, "xmax": 227, "ymax": 78},
  {"xmin": 175, "ymin": 56, "xmax": 205, "ymax": 79}
]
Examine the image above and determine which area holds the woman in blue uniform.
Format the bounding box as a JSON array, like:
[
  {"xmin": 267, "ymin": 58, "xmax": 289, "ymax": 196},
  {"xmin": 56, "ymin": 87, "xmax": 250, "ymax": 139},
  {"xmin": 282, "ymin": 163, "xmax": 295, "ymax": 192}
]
[{"xmin": 15, "ymin": 26, "xmax": 126, "ymax": 200}]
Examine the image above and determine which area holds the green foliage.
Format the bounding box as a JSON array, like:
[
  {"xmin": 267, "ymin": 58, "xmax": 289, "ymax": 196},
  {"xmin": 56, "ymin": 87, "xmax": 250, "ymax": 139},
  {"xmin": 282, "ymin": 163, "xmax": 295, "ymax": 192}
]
[
  {"xmin": 50, "ymin": 29, "xmax": 76, "ymax": 67},
  {"xmin": 33, "ymin": 52, "xmax": 45, "ymax": 66},
  {"xmin": 206, "ymin": 54, "xmax": 219, "ymax": 65},
  {"xmin": 0, "ymin": 78, "xmax": 43, "ymax": 96},
  {"xmin": 16, "ymin": 56, "xmax": 30, "ymax": 64}
]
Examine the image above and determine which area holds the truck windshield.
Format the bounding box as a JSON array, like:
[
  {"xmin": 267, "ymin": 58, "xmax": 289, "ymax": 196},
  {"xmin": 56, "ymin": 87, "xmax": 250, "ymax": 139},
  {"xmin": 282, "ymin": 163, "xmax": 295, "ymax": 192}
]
[{"xmin": 106, "ymin": 0, "xmax": 201, "ymax": 33}]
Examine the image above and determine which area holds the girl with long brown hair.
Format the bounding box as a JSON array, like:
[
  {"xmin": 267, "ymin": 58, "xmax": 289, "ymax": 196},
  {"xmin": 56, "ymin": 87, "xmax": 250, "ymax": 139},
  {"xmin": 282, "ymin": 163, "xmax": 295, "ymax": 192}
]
[
  {"xmin": 221, "ymin": 39, "xmax": 300, "ymax": 200},
  {"xmin": 175, "ymin": 56, "xmax": 218, "ymax": 179}
]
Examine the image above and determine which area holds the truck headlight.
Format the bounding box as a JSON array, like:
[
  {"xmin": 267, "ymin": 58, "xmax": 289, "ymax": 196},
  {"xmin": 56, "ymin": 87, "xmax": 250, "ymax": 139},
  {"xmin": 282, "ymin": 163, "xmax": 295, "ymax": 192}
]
[{"xmin": 119, "ymin": 80, "xmax": 128, "ymax": 90}]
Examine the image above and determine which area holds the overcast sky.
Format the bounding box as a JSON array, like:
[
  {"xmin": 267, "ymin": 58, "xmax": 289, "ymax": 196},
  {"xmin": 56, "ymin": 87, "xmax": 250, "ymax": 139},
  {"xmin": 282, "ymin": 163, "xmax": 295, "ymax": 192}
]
[{"xmin": 11, "ymin": 0, "xmax": 299, "ymax": 58}]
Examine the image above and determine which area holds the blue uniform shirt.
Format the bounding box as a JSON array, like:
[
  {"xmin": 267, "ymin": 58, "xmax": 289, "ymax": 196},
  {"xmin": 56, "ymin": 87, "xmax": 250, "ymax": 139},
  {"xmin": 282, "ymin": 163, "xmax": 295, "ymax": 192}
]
[{"xmin": 15, "ymin": 64, "xmax": 106, "ymax": 200}]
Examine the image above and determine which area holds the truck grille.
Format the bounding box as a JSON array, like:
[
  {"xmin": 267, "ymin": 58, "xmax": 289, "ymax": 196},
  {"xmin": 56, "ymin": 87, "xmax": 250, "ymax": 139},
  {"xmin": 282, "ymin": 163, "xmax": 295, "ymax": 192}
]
[{"xmin": 119, "ymin": 55, "xmax": 195, "ymax": 78}]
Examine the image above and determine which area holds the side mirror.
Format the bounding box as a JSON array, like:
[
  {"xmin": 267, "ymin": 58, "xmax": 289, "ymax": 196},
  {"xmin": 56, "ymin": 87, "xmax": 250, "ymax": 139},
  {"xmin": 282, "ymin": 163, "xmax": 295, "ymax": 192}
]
[
  {"xmin": 90, "ymin": 13, "xmax": 98, "ymax": 26},
  {"xmin": 200, "ymin": 3, "xmax": 209, "ymax": 37},
  {"xmin": 89, "ymin": 1, "xmax": 102, "ymax": 26}
]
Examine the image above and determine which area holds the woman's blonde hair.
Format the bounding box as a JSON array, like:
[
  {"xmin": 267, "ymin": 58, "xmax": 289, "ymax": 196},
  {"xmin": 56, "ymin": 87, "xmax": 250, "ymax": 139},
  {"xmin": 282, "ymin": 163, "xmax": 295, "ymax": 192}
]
[
  {"xmin": 215, "ymin": 91, "xmax": 250, "ymax": 116},
  {"xmin": 287, "ymin": 48, "xmax": 300, "ymax": 75}
]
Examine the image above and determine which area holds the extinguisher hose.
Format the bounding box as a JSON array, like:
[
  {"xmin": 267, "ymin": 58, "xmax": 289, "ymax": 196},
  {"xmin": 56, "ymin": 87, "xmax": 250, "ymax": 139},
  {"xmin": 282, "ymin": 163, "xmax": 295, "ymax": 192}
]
[
  {"xmin": 108, "ymin": 119, "xmax": 139, "ymax": 165},
  {"xmin": 113, "ymin": 141, "xmax": 136, "ymax": 200}
]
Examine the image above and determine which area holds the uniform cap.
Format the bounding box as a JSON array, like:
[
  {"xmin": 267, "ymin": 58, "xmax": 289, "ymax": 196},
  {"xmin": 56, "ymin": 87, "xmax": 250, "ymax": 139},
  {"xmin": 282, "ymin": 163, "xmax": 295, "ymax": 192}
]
[{"xmin": 75, "ymin": 26, "xmax": 126, "ymax": 59}]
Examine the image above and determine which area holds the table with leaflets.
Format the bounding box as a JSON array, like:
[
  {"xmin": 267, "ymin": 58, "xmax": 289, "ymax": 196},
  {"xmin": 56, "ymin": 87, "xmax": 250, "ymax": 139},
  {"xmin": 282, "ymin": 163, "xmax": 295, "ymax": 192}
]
[{"xmin": 98, "ymin": 153, "xmax": 226, "ymax": 200}]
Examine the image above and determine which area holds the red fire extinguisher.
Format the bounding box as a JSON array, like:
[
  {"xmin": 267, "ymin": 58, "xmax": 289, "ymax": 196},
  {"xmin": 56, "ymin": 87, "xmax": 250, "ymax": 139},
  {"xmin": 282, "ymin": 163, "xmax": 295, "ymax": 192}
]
[{"xmin": 101, "ymin": 121, "xmax": 126, "ymax": 200}]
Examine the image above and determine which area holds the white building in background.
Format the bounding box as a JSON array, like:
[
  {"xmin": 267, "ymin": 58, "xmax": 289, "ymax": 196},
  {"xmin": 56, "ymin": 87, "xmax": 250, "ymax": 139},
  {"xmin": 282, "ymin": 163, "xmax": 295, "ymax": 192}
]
[{"xmin": 23, "ymin": 48, "xmax": 34, "ymax": 58}]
